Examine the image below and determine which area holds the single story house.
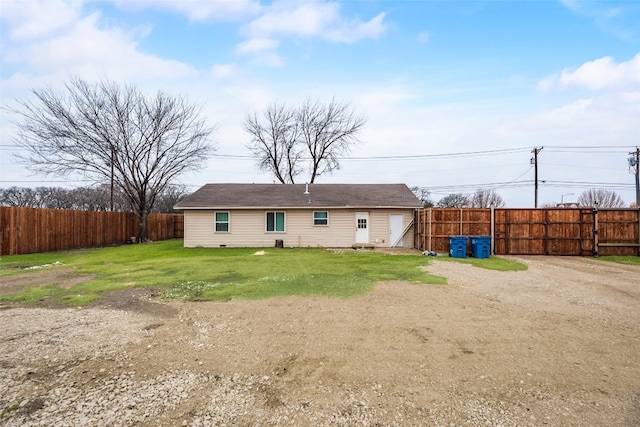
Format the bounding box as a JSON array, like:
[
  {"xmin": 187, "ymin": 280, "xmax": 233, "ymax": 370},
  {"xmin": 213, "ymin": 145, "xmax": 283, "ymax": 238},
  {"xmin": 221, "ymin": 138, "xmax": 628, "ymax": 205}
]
[{"xmin": 174, "ymin": 183, "xmax": 422, "ymax": 248}]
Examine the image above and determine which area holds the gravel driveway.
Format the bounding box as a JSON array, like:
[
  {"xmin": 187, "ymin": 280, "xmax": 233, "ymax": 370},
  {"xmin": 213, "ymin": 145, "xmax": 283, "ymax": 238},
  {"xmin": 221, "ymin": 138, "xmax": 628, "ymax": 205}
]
[{"xmin": 1, "ymin": 256, "xmax": 639, "ymax": 426}]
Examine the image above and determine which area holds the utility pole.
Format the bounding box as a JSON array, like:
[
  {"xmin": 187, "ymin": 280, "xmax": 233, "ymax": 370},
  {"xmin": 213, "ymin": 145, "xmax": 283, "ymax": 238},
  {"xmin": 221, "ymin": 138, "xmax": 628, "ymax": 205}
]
[
  {"xmin": 630, "ymin": 147, "xmax": 640, "ymax": 207},
  {"xmin": 110, "ymin": 147, "xmax": 114, "ymax": 212},
  {"xmin": 531, "ymin": 146, "xmax": 543, "ymax": 208}
]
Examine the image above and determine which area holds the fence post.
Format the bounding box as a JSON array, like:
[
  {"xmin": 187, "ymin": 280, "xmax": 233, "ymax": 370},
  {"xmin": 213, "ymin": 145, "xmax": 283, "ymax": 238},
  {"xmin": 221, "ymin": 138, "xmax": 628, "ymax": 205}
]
[
  {"xmin": 592, "ymin": 205, "xmax": 599, "ymax": 257},
  {"xmin": 636, "ymin": 207, "xmax": 640, "ymax": 257},
  {"xmin": 490, "ymin": 204, "xmax": 495, "ymax": 255},
  {"xmin": 428, "ymin": 208, "xmax": 432, "ymax": 253}
]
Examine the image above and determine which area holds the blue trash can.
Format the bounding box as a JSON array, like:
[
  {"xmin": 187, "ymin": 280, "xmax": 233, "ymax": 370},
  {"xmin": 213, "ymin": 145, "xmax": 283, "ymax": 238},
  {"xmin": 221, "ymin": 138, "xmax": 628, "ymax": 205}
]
[
  {"xmin": 470, "ymin": 236, "xmax": 491, "ymax": 259},
  {"xmin": 449, "ymin": 236, "xmax": 468, "ymax": 258}
]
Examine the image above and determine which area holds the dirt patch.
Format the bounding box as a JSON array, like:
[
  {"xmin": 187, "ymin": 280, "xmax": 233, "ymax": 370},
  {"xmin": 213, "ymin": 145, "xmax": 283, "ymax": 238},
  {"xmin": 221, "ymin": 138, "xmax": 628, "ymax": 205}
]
[
  {"xmin": 0, "ymin": 267, "xmax": 95, "ymax": 296},
  {"xmin": 91, "ymin": 287, "xmax": 179, "ymax": 318},
  {"xmin": 1, "ymin": 256, "xmax": 639, "ymax": 426}
]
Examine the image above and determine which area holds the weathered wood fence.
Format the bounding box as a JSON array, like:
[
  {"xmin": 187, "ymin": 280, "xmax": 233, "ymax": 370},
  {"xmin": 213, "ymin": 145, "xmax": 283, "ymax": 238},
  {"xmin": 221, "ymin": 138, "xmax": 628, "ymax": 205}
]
[
  {"xmin": 0, "ymin": 207, "xmax": 184, "ymax": 256},
  {"xmin": 415, "ymin": 208, "xmax": 640, "ymax": 256}
]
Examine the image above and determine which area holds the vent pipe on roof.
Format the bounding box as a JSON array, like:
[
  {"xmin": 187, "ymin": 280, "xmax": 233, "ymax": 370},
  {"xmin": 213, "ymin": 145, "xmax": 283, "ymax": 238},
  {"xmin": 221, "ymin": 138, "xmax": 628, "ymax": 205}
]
[{"xmin": 304, "ymin": 183, "xmax": 309, "ymax": 195}]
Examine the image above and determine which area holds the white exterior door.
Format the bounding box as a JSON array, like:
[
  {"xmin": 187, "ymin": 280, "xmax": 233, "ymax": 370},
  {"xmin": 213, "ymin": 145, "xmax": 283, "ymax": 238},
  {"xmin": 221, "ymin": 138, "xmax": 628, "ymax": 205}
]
[
  {"xmin": 389, "ymin": 214, "xmax": 403, "ymax": 247},
  {"xmin": 355, "ymin": 212, "xmax": 369, "ymax": 244}
]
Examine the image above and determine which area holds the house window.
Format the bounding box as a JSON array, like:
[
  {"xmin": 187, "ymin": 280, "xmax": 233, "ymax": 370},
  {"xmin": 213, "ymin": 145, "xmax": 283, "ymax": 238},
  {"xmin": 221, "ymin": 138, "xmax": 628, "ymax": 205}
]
[
  {"xmin": 266, "ymin": 211, "xmax": 285, "ymax": 232},
  {"xmin": 357, "ymin": 218, "xmax": 367, "ymax": 229},
  {"xmin": 313, "ymin": 211, "xmax": 328, "ymax": 226},
  {"xmin": 215, "ymin": 212, "xmax": 229, "ymax": 232}
]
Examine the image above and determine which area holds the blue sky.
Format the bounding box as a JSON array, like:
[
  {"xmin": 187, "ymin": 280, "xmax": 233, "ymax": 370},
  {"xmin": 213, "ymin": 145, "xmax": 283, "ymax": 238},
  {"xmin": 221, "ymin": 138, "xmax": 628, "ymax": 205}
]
[{"xmin": 1, "ymin": 0, "xmax": 639, "ymax": 207}]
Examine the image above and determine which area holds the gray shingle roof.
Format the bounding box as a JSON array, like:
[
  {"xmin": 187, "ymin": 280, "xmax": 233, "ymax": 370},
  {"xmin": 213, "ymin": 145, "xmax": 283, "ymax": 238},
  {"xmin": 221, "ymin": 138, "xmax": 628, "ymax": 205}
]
[{"xmin": 175, "ymin": 183, "xmax": 422, "ymax": 209}]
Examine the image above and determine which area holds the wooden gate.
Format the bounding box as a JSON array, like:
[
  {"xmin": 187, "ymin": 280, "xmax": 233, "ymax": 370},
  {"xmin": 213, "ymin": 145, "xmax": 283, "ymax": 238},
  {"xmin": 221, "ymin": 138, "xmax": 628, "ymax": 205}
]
[{"xmin": 494, "ymin": 208, "xmax": 594, "ymax": 255}]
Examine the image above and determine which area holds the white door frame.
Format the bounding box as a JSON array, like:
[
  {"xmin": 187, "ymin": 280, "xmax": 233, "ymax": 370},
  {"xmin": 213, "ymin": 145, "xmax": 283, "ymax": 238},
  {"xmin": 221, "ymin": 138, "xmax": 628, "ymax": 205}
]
[
  {"xmin": 355, "ymin": 212, "xmax": 369, "ymax": 244},
  {"xmin": 389, "ymin": 214, "xmax": 403, "ymax": 247}
]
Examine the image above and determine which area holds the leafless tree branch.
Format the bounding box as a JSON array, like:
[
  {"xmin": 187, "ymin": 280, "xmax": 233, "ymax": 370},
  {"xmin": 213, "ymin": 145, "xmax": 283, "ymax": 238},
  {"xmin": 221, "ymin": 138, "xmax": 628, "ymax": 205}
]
[
  {"xmin": 469, "ymin": 189, "xmax": 505, "ymax": 208},
  {"xmin": 8, "ymin": 76, "xmax": 216, "ymax": 241},
  {"xmin": 577, "ymin": 188, "xmax": 625, "ymax": 208},
  {"xmin": 244, "ymin": 98, "xmax": 366, "ymax": 183}
]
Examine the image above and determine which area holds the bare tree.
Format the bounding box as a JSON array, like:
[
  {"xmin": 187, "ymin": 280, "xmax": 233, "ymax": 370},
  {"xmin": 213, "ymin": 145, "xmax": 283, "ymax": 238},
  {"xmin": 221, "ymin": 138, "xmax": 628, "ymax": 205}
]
[
  {"xmin": 298, "ymin": 98, "xmax": 366, "ymax": 183},
  {"xmin": 245, "ymin": 98, "xmax": 366, "ymax": 183},
  {"xmin": 436, "ymin": 193, "xmax": 470, "ymax": 208},
  {"xmin": 469, "ymin": 189, "xmax": 505, "ymax": 208},
  {"xmin": 410, "ymin": 186, "xmax": 434, "ymax": 207},
  {"xmin": 244, "ymin": 104, "xmax": 301, "ymax": 183},
  {"xmin": 577, "ymin": 188, "xmax": 625, "ymax": 208},
  {"xmin": 37, "ymin": 187, "xmax": 73, "ymax": 209},
  {"xmin": 152, "ymin": 184, "xmax": 189, "ymax": 213},
  {"xmin": 8, "ymin": 77, "xmax": 215, "ymax": 241},
  {"xmin": 0, "ymin": 187, "xmax": 39, "ymax": 207},
  {"xmin": 68, "ymin": 185, "xmax": 128, "ymax": 211}
]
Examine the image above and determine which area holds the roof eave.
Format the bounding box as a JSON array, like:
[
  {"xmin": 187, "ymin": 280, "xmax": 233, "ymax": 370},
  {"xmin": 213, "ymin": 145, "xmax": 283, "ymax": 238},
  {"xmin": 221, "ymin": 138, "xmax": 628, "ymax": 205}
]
[{"xmin": 176, "ymin": 205, "xmax": 421, "ymax": 210}]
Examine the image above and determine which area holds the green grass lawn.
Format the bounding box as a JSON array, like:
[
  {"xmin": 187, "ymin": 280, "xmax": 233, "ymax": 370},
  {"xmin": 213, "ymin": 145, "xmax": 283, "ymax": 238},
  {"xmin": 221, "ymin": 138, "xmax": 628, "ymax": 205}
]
[
  {"xmin": 434, "ymin": 255, "xmax": 528, "ymax": 271},
  {"xmin": 593, "ymin": 256, "xmax": 640, "ymax": 266},
  {"xmin": 0, "ymin": 240, "xmax": 448, "ymax": 305}
]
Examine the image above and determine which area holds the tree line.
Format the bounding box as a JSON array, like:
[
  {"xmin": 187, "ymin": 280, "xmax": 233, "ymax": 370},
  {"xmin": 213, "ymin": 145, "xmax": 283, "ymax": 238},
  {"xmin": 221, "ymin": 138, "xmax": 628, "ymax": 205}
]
[
  {"xmin": 0, "ymin": 185, "xmax": 187, "ymax": 213},
  {"xmin": 412, "ymin": 187, "xmax": 626, "ymax": 208},
  {"xmin": 411, "ymin": 188, "xmax": 506, "ymax": 208}
]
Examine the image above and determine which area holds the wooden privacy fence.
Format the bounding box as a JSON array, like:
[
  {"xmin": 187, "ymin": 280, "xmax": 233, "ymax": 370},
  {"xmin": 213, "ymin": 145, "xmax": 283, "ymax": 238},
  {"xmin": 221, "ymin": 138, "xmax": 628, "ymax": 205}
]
[
  {"xmin": 415, "ymin": 208, "xmax": 640, "ymax": 256},
  {"xmin": 0, "ymin": 207, "xmax": 184, "ymax": 256}
]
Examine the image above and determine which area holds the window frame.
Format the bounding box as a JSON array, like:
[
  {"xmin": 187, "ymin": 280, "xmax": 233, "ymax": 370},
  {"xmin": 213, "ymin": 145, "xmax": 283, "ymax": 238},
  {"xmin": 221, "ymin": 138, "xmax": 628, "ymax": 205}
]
[
  {"xmin": 313, "ymin": 211, "xmax": 329, "ymax": 226},
  {"xmin": 214, "ymin": 211, "xmax": 230, "ymax": 233},
  {"xmin": 265, "ymin": 211, "xmax": 286, "ymax": 233}
]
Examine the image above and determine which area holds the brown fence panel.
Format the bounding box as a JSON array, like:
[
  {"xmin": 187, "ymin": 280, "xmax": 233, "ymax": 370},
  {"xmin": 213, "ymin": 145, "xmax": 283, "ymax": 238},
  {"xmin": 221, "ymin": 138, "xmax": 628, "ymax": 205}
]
[
  {"xmin": 173, "ymin": 214, "xmax": 184, "ymax": 238},
  {"xmin": 415, "ymin": 207, "xmax": 639, "ymax": 256},
  {"xmin": 0, "ymin": 207, "xmax": 184, "ymax": 255},
  {"xmin": 146, "ymin": 213, "xmax": 184, "ymax": 241},
  {"xmin": 497, "ymin": 208, "xmax": 593, "ymax": 255},
  {"xmin": 596, "ymin": 209, "xmax": 640, "ymax": 256},
  {"xmin": 495, "ymin": 209, "xmax": 545, "ymax": 255},
  {"xmin": 415, "ymin": 208, "xmax": 490, "ymax": 254},
  {"xmin": 496, "ymin": 209, "xmax": 543, "ymax": 255}
]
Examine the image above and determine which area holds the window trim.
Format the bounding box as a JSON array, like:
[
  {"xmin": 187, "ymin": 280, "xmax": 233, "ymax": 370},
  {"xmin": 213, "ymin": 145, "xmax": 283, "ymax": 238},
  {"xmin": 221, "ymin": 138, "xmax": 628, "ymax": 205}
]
[
  {"xmin": 265, "ymin": 211, "xmax": 286, "ymax": 233},
  {"xmin": 313, "ymin": 211, "xmax": 329, "ymax": 226},
  {"xmin": 214, "ymin": 211, "xmax": 230, "ymax": 233}
]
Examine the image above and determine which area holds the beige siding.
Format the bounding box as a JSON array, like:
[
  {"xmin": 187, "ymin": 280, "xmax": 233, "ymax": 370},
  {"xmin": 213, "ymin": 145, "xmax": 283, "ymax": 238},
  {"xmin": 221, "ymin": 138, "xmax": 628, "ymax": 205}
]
[{"xmin": 183, "ymin": 208, "xmax": 415, "ymax": 248}]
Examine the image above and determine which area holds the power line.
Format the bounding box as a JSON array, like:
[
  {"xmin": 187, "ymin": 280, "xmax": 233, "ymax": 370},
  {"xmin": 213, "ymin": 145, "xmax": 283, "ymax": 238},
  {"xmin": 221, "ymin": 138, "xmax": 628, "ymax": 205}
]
[
  {"xmin": 205, "ymin": 145, "xmax": 639, "ymax": 161},
  {"xmin": 546, "ymin": 145, "xmax": 637, "ymax": 150},
  {"xmin": 0, "ymin": 180, "xmax": 88, "ymax": 183},
  {"xmin": 2, "ymin": 144, "xmax": 637, "ymax": 159}
]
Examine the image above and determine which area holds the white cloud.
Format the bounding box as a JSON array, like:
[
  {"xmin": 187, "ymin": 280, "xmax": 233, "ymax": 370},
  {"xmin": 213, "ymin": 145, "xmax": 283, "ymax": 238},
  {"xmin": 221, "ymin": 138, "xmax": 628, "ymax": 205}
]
[
  {"xmin": 1, "ymin": 4, "xmax": 196, "ymax": 84},
  {"xmin": 252, "ymin": 52, "xmax": 286, "ymax": 68},
  {"xmin": 531, "ymin": 98, "xmax": 595, "ymax": 127},
  {"xmin": 558, "ymin": 0, "xmax": 636, "ymax": 40},
  {"xmin": 245, "ymin": 1, "xmax": 387, "ymax": 42},
  {"xmin": 0, "ymin": 0, "xmax": 81, "ymax": 40},
  {"xmin": 113, "ymin": 0, "xmax": 261, "ymax": 22},
  {"xmin": 325, "ymin": 12, "xmax": 386, "ymax": 43},
  {"xmin": 236, "ymin": 38, "xmax": 280, "ymax": 54},
  {"xmin": 245, "ymin": 1, "xmax": 341, "ymax": 38},
  {"xmin": 537, "ymin": 53, "xmax": 640, "ymax": 91},
  {"xmin": 237, "ymin": 0, "xmax": 387, "ymax": 61},
  {"xmin": 210, "ymin": 63, "xmax": 237, "ymax": 79},
  {"xmin": 26, "ymin": 13, "xmax": 195, "ymax": 80},
  {"xmin": 558, "ymin": 0, "xmax": 580, "ymax": 13}
]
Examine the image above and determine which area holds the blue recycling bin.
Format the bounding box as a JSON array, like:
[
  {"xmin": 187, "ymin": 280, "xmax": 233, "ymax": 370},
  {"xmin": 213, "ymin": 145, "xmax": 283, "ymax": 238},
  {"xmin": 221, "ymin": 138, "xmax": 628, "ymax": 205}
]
[
  {"xmin": 449, "ymin": 236, "xmax": 468, "ymax": 258},
  {"xmin": 470, "ymin": 236, "xmax": 491, "ymax": 259}
]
